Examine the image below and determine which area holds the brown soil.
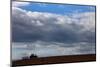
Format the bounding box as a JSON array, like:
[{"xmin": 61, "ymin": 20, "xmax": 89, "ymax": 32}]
[{"xmin": 12, "ymin": 54, "xmax": 96, "ymax": 67}]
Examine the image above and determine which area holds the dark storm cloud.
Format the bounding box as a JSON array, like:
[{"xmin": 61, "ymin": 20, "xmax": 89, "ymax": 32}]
[{"xmin": 12, "ymin": 7, "xmax": 96, "ymax": 43}]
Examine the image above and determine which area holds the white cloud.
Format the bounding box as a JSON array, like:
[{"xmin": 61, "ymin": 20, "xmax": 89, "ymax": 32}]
[
  {"xmin": 12, "ymin": 6, "xmax": 95, "ymax": 29},
  {"xmin": 89, "ymin": 6, "xmax": 96, "ymax": 11},
  {"xmin": 71, "ymin": 12, "xmax": 95, "ymax": 32},
  {"xmin": 12, "ymin": 6, "xmax": 95, "ymax": 43},
  {"xmin": 36, "ymin": 20, "xmax": 44, "ymax": 26},
  {"xmin": 12, "ymin": 1, "xmax": 30, "ymax": 7},
  {"xmin": 36, "ymin": 3, "xmax": 48, "ymax": 7}
]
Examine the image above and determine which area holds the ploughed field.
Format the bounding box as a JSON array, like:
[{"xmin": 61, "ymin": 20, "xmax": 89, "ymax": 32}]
[{"xmin": 12, "ymin": 54, "xmax": 96, "ymax": 67}]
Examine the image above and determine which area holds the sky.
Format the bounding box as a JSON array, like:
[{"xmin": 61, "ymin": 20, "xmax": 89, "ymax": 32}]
[
  {"xmin": 12, "ymin": 1, "xmax": 95, "ymax": 15},
  {"xmin": 12, "ymin": 1, "xmax": 96, "ymax": 59},
  {"xmin": 12, "ymin": 1, "xmax": 96, "ymax": 43}
]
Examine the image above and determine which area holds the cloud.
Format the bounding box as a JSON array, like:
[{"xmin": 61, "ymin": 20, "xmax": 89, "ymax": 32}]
[
  {"xmin": 12, "ymin": 6, "xmax": 95, "ymax": 43},
  {"xmin": 12, "ymin": 41, "xmax": 95, "ymax": 60},
  {"xmin": 12, "ymin": 1, "xmax": 30, "ymax": 7},
  {"xmin": 89, "ymin": 6, "xmax": 96, "ymax": 11}
]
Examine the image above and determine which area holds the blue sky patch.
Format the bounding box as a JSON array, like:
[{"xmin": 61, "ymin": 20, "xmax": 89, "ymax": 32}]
[{"xmin": 18, "ymin": 2, "xmax": 95, "ymax": 15}]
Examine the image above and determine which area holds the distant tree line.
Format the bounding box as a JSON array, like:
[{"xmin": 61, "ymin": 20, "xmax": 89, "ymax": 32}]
[{"xmin": 22, "ymin": 54, "xmax": 38, "ymax": 60}]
